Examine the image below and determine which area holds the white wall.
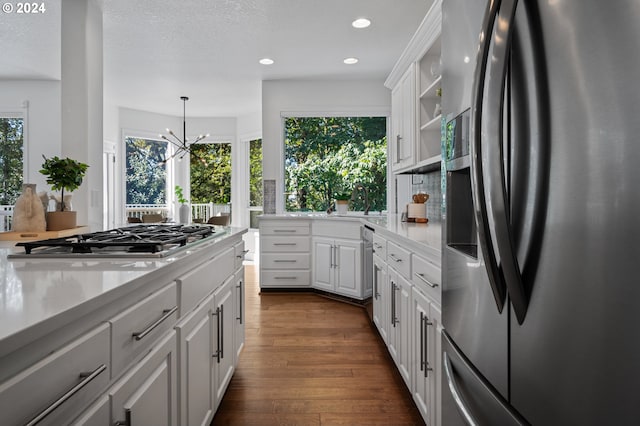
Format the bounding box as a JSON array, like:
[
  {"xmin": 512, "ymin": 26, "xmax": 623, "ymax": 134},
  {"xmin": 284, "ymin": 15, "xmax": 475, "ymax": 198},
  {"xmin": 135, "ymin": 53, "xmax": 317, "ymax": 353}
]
[
  {"xmin": 262, "ymin": 79, "xmax": 391, "ymax": 213},
  {"xmin": 0, "ymin": 80, "xmax": 62, "ymax": 188}
]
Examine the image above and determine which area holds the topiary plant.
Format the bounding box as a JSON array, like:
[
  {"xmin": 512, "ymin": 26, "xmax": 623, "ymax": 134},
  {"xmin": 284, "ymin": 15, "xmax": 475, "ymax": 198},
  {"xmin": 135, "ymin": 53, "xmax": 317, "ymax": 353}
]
[{"xmin": 39, "ymin": 155, "xmax": 89, "ymax": 211}]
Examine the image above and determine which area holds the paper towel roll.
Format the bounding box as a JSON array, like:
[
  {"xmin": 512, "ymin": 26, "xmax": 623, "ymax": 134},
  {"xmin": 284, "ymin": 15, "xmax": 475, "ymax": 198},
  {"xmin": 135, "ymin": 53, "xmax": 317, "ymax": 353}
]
[{"xmin": 407, "ymin": 203, "xmax": 426, "ymax": 219}]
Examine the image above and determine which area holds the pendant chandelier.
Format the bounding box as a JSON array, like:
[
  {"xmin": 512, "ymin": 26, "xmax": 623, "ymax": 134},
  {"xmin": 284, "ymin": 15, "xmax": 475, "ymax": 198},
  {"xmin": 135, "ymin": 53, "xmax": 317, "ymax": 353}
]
[{"xmin": 159, "ymin": 96, "xmax": 209, "ymax": 164}]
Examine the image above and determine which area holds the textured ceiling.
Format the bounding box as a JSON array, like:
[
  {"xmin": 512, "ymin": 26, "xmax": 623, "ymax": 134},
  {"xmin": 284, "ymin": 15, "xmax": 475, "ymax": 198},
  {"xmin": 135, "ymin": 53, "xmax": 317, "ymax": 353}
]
[{"xmin": 1, "ymin": 0, "xmax": 432, "ymax": 117}]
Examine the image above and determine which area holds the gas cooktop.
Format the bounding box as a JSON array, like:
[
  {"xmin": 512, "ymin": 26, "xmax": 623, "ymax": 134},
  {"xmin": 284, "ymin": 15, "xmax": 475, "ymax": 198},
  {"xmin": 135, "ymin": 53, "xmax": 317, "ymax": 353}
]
[{"xmin": 8, "ymin": 224, "xmax": 219, "ymax": 259}]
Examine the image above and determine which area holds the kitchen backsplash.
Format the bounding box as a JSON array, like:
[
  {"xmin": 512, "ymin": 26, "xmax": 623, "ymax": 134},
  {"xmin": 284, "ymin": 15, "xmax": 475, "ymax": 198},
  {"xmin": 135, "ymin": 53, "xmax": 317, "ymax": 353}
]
[{"xmin": 410, "ymin": 170, "xmax": 442, "ymax": 221}]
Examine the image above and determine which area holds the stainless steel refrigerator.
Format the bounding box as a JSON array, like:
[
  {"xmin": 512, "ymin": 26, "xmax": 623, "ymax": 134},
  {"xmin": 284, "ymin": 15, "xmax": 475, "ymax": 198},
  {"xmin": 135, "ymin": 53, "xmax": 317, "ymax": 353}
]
[{"xmin": 441, "ymin": 0, "xmax": 640, "ymax": 424}]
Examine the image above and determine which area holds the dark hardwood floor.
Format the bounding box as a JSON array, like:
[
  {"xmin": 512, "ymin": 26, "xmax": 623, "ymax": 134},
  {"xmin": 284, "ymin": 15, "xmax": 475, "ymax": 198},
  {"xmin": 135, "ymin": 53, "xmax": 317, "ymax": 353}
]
[{"xmin": 211, "ymin": 264, "xmax": 424, "ymax": 425}]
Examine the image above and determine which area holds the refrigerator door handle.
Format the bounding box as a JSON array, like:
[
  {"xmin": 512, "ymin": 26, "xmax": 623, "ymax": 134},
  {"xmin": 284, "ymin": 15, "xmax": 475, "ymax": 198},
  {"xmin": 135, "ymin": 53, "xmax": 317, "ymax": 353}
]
[
  {"xmin": 470, "ymin": 0, "xmax": 508, "ymax": 314},
  {"xmin": 471, "ymin": 0, "xmax": 530, "ymax": 323},
  {"xmin": 482, "ymin": 0, "xmax": 529, "ymax": 324},
  {"xmin": 444, "ymin": 352, "xmax": 479, "ymax": 426}
]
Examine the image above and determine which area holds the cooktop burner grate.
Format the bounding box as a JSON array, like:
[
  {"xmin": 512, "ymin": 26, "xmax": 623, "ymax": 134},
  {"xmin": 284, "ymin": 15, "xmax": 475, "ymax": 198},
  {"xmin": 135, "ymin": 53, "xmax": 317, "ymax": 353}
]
[{"xmin": 14, "ymin": 224, "xmax": 216, "ymax": 255}]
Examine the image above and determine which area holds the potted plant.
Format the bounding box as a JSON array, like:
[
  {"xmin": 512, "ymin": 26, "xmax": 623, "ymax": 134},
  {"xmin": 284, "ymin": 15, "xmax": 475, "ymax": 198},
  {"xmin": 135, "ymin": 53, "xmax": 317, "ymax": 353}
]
[
  {"xmin": 39, "ymin": 155, "xmax": 89, "ymax": 231},
  {"xmin": 333, "ymin": 190, "xmax": 351, "ymax": 215},
  {"xmin": 175, "ymin": 185, "xmax": 190, "ymax": 224}
]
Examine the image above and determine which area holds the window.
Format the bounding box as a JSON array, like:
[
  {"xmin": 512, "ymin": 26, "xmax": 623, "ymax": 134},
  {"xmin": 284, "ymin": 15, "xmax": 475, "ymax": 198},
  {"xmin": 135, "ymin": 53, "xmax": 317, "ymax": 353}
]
[
  {"xmin": 249, "ymin": 138, "xmax": 263, "ymax": 228},
  {"xmin": 125, "ymin": 136, "xmax": 168, "ymax": 207},
  {"xmin": 190, "ymin": 142, "xmax": 232, "ymax": 218},
  {"xmin": 284, "ymin": 116, "xmax": 387, "ymax": 212},
  {"xmin": 0, "ymin": 116, "xmax": 24, "ymax": 230}
]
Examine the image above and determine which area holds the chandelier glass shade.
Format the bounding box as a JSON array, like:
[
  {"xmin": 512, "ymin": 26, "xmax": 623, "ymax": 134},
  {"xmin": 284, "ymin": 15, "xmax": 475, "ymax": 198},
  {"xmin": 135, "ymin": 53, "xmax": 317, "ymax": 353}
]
[{"xmin": 159, "ymin": 96, "xmax": 209, "ymax": 164}]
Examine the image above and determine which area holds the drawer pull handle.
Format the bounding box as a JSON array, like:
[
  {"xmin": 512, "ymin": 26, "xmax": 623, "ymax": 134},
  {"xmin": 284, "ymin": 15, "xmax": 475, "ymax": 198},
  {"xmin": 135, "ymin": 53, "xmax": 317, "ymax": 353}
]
[
  {"xmin": 273, "ymin": 229, "xmax": 297, "ymax": 233},
  {"xmin": 275, "ymin": 276, "xmax": 297, "ymax": 280},
  {"xmin": 273, "ymin": 243, "xmax": 297, "ymax": 246},
  {"xmin": 132, "ymin": 306, "xmax": 178, "ymax": 341},
  {"xmin": 274, "ymin": 260, "xmax": 297, "ymax": 263},
  {"xmin": 26, "ymin": 363, "xmax": 107, "ymax": 426},
  {"xmin": 114, "ymin": 409, "xmax": 131, "ymax": 426},
  {"xmin": 415, "ymin": 272, "xmax": 439, "ymax": 288},
  {"xmin": 236, "ymin": 249, "xmax": 250, "ymax": 259},
  {"xmin": 389, "ymin": 253, "xmax": 403, "ymax": 263}
]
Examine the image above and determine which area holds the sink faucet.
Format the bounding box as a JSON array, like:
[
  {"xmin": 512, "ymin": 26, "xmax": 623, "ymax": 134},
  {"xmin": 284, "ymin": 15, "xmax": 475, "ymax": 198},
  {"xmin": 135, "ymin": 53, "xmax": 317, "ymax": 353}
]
[{"xmin": 352, "ymin": 182, "xmax": 370, "ymax": 215}]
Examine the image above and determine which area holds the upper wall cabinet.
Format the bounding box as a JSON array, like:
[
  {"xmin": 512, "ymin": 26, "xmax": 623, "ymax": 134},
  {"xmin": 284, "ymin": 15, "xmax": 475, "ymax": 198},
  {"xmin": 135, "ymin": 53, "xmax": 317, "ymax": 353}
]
[{"xmin": 385, "ymin": 0, "xmax": 442, "ymax": 174}]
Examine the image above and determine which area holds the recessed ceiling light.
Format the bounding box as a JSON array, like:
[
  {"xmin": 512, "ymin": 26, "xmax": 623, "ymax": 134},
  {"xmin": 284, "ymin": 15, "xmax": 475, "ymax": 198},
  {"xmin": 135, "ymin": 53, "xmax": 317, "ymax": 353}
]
[
  {"xmin": 352, "ymin": 18, "xmax": 371, "ymax": 29},
  {"xmin": 344, "ymin": 57, "xmax": 359, "ymax": 65},
  {"xmin": 259, "ymin": 58, "xmax": 274, "ymax": 65}
]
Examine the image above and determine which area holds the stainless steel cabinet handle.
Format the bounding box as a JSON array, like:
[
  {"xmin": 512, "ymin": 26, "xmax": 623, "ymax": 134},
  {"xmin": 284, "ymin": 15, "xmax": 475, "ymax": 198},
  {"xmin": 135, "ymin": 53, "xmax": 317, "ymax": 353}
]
[
  {"xmin": 273, "ymin": 229, "xmax": 297, "ymax": 232},
  {"xmin": 389, "ymin": 253, "xmax": 402, "ymax": 263},
  {"xmin": 26, "ymin": 363, "xmax": 107, "ymax": 426},
  {"xmin": 212, "ymin": 307, "xmax": 221, "ymax": 362},
  {"xmin": 420, "ymin": 312, "xmax": 425, "ymax": 373},
  {"xmin": 236, "ymin": 249, "xmax": 250, "ymax": 259},
  {"xmin": 443, "ymin": 352, "xmax": 479, "ymax": 426},
  {"xmin": 414, "ymin": 272, "xmax": 439, "ymax": 288},
  {"xmin": 424, "ymin": 316, "xmax": 433, "ymax": 378},
  {"xmin": 274, "ymin": 259, "xmax": 297, "ymax": 263},
  {"xmin": 273, "ymin": 243, "xmax": 297, "ymax": 246},
  {"xmin": 236, "ymin": 280, "xmax": 243, "ymax": 324},
  {"xmin": 274, "ymin": 276, "xmax": 297, "ymax": 280},
  {"xmin": 132, "ymin": 306, "xmax": 177, "ymax": 341},
  {"xmin": 391, "ymin": 282, "xmax": 398, "ymax": 327},
  {"xmin": 220, "ymin": 304, "xmax": 224, "ymax": 360},
  {"xmin": 334, "ymin": 245, "xmax": 339, "ymax": 269},
  {"xmin": 114, "ymin": 409, "xmax": 132, "ymax": 426},
  {"xmin": 396, "ymin": 135, "xmax": 402, "ymax": 162}
]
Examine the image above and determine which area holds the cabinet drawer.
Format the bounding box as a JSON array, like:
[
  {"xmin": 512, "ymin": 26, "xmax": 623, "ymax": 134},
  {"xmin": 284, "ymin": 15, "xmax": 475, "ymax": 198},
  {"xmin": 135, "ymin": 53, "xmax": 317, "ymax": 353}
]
[
  {"xmin": 261, "ymin": 253, "xmax": 310, "ymax": 269},
  {"xmin": 372, "ymin": 234, "xmax": 387, "ymax": 259},
  {"xmin": 234, "ymin": 240, "xmax": 247, "ymax": 270},
  {"xmin": 110, "ymin": 282, "xmax": 178, "ymax": 377},
  {"xmin": 261, "ymin": 236, "xmax": 310, "ymax": 253},
  {"xmin": 312, "ymin": 220, "xmax": 362, "ymax": 240},
  {"xmin": 387, "ymin": 241, "xmax": 411, "ymax": 279},
  {"xmin": 0, "ymin": 323, "xmax": 110, "ymax": 426},
  {"xmin": 261, "ymin": 270, "xmax": 311, "ymax": 287},
  {"xmin": 412, "ymin": 253, "xmax": 441, "ymax": 304},
  {"xmin": 178, "ymin": 247, "xmax": 234, "ymax": 314},
  {"xmin": 260, "ymin": 221, "xmax": 310, "ymax": 235}
]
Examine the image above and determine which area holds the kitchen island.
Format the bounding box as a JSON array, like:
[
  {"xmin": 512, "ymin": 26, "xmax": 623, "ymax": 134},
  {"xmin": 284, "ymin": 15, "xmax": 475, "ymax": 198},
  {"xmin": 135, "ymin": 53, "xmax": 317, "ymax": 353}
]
[{"xmin": 0, "ymin": 225, "xmax": 247, "ymax": 425}]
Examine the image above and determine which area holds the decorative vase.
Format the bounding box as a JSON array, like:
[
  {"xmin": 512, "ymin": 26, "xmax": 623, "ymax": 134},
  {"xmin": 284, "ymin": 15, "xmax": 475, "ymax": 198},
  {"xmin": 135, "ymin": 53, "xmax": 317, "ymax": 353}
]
[
  {"xmin": 179, "ymin": 204, "xmax": 190, "ymax": 224},
  {"xmin": 11, "ymin": 183, "xmax": 46, "ymax": 232},
  {"xmin": 46, "ymin": 211, "xmax": 77, "ymax": 231},
  {"xmin": 335, "ymin": 200, "xmax": 349, "ymax": 215}
]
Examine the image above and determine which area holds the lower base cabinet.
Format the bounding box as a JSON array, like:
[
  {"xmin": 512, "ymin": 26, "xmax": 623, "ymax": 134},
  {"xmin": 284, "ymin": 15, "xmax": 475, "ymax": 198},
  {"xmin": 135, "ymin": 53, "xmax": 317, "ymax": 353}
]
[
  {"xmin": 411, "ymin": 286, "xmax": 442, "ymax": 426},
  {"xmin": 212, "ymin": 276, "xmax": 235, "ymax": 412},
  {"xmin": 388, "ymin": 268, "xmax": 412, "ymax": 388},
  {"xmin": 176, "ymin": 294, "xmax": 215, "ymax": 426},
  {"xmin": 109, "ymin": 331, "xmax": 178, "ymax": 426}
]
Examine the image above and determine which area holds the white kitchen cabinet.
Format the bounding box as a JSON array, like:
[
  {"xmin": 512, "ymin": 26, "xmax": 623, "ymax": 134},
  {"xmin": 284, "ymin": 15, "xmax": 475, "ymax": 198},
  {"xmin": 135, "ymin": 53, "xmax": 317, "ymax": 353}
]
[
  {"xmin": 388, "ymin": 268, "xmax": 412, "ymax": 388},
  {"xmin": 233, "ymin": 267, "xmax": 245, "ymax": 364},
  {"xmin": 373, "ymin": 252, "xmax": 389, "ymax": 344},
  {"xmin": 212, "ymin": 275, "xmax": 235, "ymax": 412},
  {"xmin": 312, "ymin": 236, "xmax": 363, "ymax": 299},
  {"xmin": 71, "ymin": 395, "xmax": 110, "ymax": 425},
  {"xmin": 391, "ymin": 64, "xmax": 416, "ymax": 172},
  {"xmin": 176, "ymin": 294, "xmax": 215, "ymax": 426},
  {"xmin": 385, "ymin": 0, "xmax": 442, "ymax": 174},
  {"xmin": 0, "ymin": 324, "xmax": 110, "ymax": 426},
  {"xmin": 109, "ymin": 331, "xmax": 178, "ymax": 426},
  {"xmin": 411, "ymin": 285, "xmax": 442, "ymax": 426},
  {"xmin": 260, "ymin": 219, "xmax": 311, "ymax": 288}
]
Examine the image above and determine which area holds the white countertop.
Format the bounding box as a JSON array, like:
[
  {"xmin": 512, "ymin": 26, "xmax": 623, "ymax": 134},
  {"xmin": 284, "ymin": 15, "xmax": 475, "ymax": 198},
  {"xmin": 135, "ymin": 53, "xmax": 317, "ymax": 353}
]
[
  {"xmin": 259, "ymin": 213, "xmax": 442, "ymax": 258},
  {"xmin": 0, "ymin": 227, "xmax": 246, "ymax": 355}
]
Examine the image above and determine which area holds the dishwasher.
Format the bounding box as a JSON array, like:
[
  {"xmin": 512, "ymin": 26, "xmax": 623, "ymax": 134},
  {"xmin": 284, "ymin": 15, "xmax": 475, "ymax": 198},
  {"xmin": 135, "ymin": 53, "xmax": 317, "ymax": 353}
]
[{"xmin": 362, "ymin": 225, "xmax": 374, "ymax": 321}]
